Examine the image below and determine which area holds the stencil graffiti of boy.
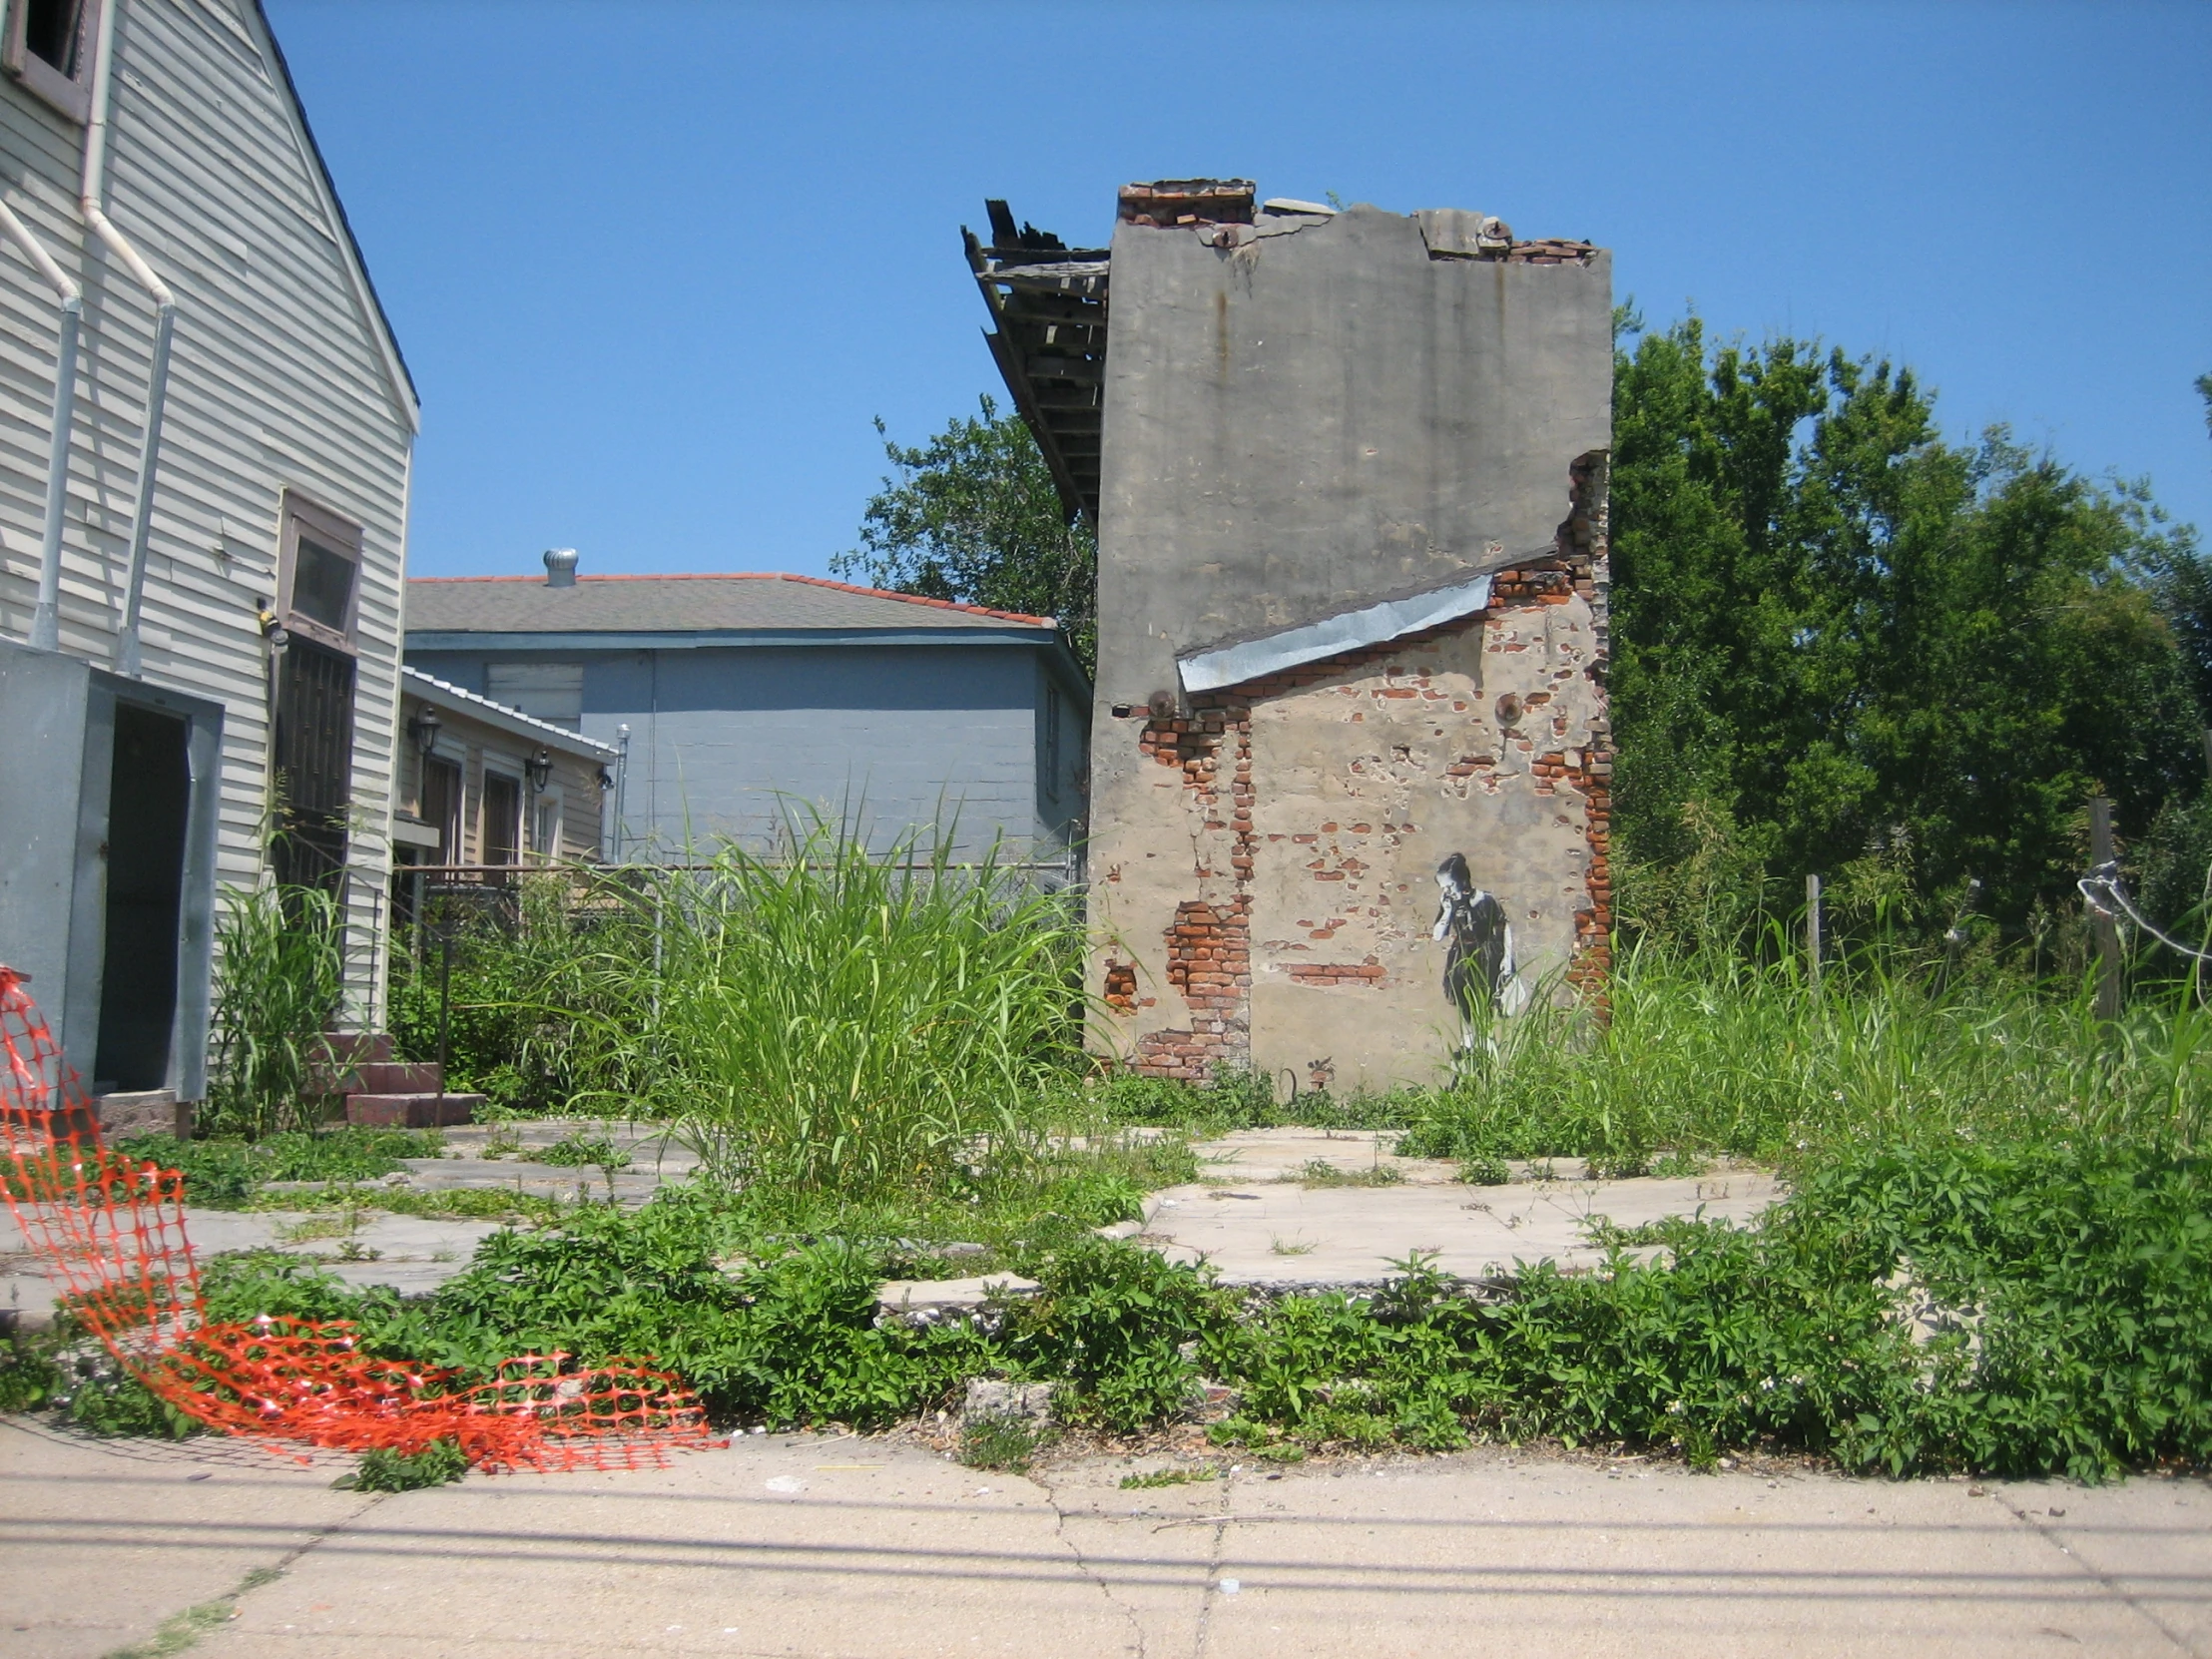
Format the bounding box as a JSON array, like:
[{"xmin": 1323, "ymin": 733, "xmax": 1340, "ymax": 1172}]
[{"xmin": 1432, "ymin": 852, "xmax": 1528, "ymax": 1036}]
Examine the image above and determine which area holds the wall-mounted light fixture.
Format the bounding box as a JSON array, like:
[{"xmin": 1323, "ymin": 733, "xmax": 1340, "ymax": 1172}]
[
  {"xmin": 407, "ymin": 706, "xmax": 442, "ymax": 758},
  {"xmin": 524, "ymin": 748, "xmax": 553, "ymax": 793}
]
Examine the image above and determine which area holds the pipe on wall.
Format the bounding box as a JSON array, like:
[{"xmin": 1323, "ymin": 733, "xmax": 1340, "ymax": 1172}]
[
  {"xmin": 80, "ymin": 0, "xmax": 179, "ymax": 679},
  {"xmin": 0, "ymin": 200, "xmax": 84, "ymax": 653}
]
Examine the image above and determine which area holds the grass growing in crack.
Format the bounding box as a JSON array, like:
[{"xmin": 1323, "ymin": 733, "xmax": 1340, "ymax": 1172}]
[
  {"xmin": 102, "ymin": 1566, "xmax": 278, "ymax": 1659},
  {"xmin": 1286, "ymin": 1159, "xmax": 1402, "ymax": 1189},
  {"xmin": 959, "ymin": 1415, "xmax": 1053, "ymax": 1472},
  {"xmin": 110, "ymin": 1130, "xmax": 442, "ymax": 1210},
  {"xmin": 1120, "ymin": 1464, "xmax": 1221, "ymax": 1488}
]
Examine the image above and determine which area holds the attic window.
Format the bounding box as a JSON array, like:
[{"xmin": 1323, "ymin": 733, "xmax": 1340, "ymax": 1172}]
[
  {"xmin": 277, "ymin": 491, "xmax": 362, "ymax": 654},
  {"xmin": 4, "ymin": 0, "xmax": 104, "ymax": 124}
]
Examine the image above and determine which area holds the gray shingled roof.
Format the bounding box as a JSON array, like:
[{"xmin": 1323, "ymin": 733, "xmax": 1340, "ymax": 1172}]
[{"xmin": 405, "ymin": 574, "xmax": 1054, "ymax": 636}]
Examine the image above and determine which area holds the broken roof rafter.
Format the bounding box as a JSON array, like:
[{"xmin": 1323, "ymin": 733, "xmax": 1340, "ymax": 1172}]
[{"xmin": 964, "ymin": 200, "xmax": 1111, "ymax": 526}]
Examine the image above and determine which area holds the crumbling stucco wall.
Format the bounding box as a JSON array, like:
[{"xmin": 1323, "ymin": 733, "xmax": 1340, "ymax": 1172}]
[
  {"xmin": 1088, "ymin": 193, "xmax": 1614, "ymax": 1090},
  {"xmin": 1092, "ymin": 203, "xmax": 1613, "ymax": 711},
  {"xmin": 1092, "ymin": 543, "xmax": 1612, "ymax": 1092}
]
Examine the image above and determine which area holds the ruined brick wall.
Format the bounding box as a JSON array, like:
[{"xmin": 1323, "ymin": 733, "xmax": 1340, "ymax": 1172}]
[{"xmin": 1092, "ymin": 457, "xmax": 1612, "ymax": 1088}]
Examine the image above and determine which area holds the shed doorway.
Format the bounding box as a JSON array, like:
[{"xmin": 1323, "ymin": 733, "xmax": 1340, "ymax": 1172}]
[{"xmin": 93, "ymin": 703, "xmax": 191, "ymax": 1091}]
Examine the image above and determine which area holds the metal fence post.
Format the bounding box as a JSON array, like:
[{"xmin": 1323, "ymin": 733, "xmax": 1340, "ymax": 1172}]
[{"xmin": 1806, "ymin": 872, "xmax": 1823, "ymax": 987}]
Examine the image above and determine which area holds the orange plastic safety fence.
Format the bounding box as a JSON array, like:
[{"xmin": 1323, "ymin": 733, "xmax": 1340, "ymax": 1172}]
[{"xmin": 0, "ymin": 964, "xmax": 711, "ymax": 1472}]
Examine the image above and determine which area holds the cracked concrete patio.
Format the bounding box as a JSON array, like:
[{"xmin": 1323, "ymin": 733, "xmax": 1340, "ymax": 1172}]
[{"xmin": 4, "ymin": 1418, "xmax": 2205, "ymax": 1659}]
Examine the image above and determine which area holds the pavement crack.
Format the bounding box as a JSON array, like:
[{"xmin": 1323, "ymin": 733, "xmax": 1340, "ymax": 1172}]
[
  {"xmin": 1034, "ymin": 1468, "xmax": 1150, "ymax": 1659},
  {"xmin": 1997, "ymin": 1491, "xmax": 2200, "ymax": 1656}
]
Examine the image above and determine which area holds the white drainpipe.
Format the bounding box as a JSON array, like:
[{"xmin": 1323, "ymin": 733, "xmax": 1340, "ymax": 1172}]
[
  {"xmin": 0, "ymin": 200, "xmax": 83, "ymax": 653},
  {"xmin": 81, "ymin": 0, "xmax": 178, "ymax": 679}
]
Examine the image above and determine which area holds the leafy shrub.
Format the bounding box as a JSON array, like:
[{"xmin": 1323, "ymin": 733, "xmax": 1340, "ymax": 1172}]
[
  {"xmin": 1002, "ymin": 1239, "xmax": 1233, "ymax": 1432},
  {"xmin": 0, "ymin": 1337, "xmax": 59, "ymax": 1411},
  {"xmin": 337, "ymin": 1438, "xmax": 468, "ymax": 1492}
]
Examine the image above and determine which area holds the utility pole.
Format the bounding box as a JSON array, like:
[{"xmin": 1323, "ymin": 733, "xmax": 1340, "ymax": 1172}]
[
  {"xmin": 2089, "ymin": 797, "xmax": 2123, "ymax": 1026},
  {"xmin": 1806, "ymin": 872, "xmax": 1823, "ymax": 988}
]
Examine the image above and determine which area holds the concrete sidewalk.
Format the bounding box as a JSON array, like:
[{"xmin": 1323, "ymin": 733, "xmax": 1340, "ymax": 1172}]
[{"xmin": 4, "ymin": 1419, "xmax": 2204, "ymax": 1659}]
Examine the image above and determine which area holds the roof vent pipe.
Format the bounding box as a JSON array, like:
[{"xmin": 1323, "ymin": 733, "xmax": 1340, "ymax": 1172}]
[{"xmin": 543, "ymin": 548, "xmax": 579, "ymax": 587}]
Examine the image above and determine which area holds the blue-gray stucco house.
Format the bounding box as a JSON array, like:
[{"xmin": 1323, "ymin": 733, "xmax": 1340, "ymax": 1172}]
[{"xmin": 404, "ymin": 554, "xmax": 1091, "ymax": 866}]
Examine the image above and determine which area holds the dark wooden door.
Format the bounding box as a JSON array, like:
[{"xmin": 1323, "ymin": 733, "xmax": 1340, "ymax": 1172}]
[
  {"xmin": 481, "ymin": 773, "xmax": 521, "ymax": 867},
  {"xmin": 273, "ymin": 640, "xmax": 355, "ymax": 891}
]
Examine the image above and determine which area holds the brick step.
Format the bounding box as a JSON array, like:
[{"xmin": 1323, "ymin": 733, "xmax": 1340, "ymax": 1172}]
[
  {"xmin": 343, "ymin": 1092, "xmax": 481, "ymax": 1129},
  {"xmin": 352, "ymin": 1061, "xmax": 444, "ymax": 1094},
  {"xmin": 316, "ymin": 1032, "xmax": 394, "ymax": 1068}
]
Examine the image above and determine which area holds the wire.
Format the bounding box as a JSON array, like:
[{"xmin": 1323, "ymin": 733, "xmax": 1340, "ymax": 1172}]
[{"xmin": 2076, "ymin": 860, "xmax": 2212, "ymax": 963}]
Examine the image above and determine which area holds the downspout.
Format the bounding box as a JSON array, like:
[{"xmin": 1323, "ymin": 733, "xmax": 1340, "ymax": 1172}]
[
  {"xmin": 81, "ymin": 0, "xmax": 178, "ymax": 680},
  {"xmin": 0, "ymin": 201, "xmax": 83, "ymax": 653}
]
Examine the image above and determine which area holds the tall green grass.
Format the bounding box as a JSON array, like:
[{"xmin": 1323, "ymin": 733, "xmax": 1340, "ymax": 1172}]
[
  {"xmin": 1398, "ymin": 936, "xmax": 2212, "ymax": 1168},
  {"xmin": 554, "ymin": 817, "xmax": 1089, "ymax": 1194},
  {"xmin": 204, "ymin": 882, "xmax": 343, "ymax": 1139}
]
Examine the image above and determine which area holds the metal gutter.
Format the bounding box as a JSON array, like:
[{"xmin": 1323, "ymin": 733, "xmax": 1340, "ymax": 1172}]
[
  {"xmin": 0, "ymin": 200, "xmax": 82, "ymax": 653},
  {"xmin": 400, "ymin": 666, "xmax": 620, "ymax": 760},
  {"xmin": 83, "ymin": 0, "xmax": 179, "ymax": 679}
]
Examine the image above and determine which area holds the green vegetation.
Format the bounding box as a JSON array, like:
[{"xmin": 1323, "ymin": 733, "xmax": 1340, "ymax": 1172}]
[
  {"xmin": 1119, "ymin": 1463, "xmax": 1219, "ymax": 1488},
  {"xmin": 1394, "ymin": 941, "xmax": 2211, "ymax": 1171},
  {"xmin": 392, "ymin": 816, "xmax": 1092, "ymax": 1198},
  {"xmin": 111, "ymin": 1130, "xmax": 442, "ymax": 1209},
  {"xmin": 204, "ymin": 882, "xmax": 343, "ymax": 1138},
  {"xmin": 1610, "ymin": 312, "xmax": 2210, "ymax": 935},
  {"xmin": 336, "ymin": 1438, "xmax": 469, "ymax": 1492},
  {"xmin": 959, "ymin": 1414, "xmax": 1054, "ymax": 1473},
  {"xmin": 832, "ymin": 394, "xmax": 1097, "ymax": 671}
]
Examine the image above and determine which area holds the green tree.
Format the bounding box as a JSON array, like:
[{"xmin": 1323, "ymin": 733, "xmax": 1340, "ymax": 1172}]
[
  {"xmin": 1611, "ymin": 313, "xmax": 2205, "ymax": 931},
  {"xmin": 833, "ymin": 396, "xmax": 1097, "ymax": 673}
]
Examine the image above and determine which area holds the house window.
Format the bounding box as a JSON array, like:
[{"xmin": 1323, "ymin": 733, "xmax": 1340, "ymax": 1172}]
[
  {"xmin": 532, "ymin": 792, "xmax": 561, "ymax": 860},
  {"xmin": 3, "ymin": 0, "xmax": 103, "ymax": 123},
  {"xmin": 277, "ymin": 492, "xmax": 362, "ymax": 654},
  {"xmin": 420, "ymin": 755, "xmax": 462, "ymax": 863},
  {"xmin": 481, "ymin": 772, "xmax": 521, "ymax": 867}
]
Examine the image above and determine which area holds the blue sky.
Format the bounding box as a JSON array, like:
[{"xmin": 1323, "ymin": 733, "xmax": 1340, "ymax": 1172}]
[{"xmin": 264, "ymin": 0, "xmax": 2212, "ymax": 581}]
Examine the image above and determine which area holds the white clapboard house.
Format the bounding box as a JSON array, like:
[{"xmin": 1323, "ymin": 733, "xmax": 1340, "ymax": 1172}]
[{"xmin": 0, "ymin": 0, "xmax": 416, "ymax": 1124}]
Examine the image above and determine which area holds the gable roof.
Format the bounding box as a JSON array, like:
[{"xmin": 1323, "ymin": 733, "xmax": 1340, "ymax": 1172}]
[
  {"xmin": 405, "ymin": 572, "xmax": 1057, "ymax": 637},
  {"xmin": 248, "ymin": 0, "xmax": 418, "ymax": 430}
]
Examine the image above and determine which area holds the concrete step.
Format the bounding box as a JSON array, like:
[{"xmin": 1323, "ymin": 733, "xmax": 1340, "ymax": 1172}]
[
  {"xmin": 344, "ymin": 1092, "xmax": 482, "ymax": 1129},
  {"xmin": 92, "ymin": 1089, "xmax": 189, "ymax": 1140},
  {"xmin": 352, "ymin": 1061, "xmax": 444, "ymax": 1094}
]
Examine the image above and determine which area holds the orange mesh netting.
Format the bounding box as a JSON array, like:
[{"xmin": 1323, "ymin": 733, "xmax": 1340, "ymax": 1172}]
[{"xmin": 0, "ymin": 964, "xmax": 711, "ymax": 1471}]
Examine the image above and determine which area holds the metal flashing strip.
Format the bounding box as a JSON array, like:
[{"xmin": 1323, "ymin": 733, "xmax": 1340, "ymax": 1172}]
[{"xmin": 1177, "ymin": 573, "xmax": 1496, "ymax": 695}]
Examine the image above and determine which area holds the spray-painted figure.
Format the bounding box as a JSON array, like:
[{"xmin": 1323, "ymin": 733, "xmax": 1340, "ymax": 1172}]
[{"xmin": 1432, "ymin": 852, "xmax": 1523, "ymax": 1035}]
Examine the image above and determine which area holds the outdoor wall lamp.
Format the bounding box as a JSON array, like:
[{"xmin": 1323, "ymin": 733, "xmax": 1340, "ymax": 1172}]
[
  {"xmin": 408, "ymin": 707, "xmax": 442, "ymax": 758},
  {"xmin": 525, "ymin": 748, "xmax": 554, "ymax": 793}
]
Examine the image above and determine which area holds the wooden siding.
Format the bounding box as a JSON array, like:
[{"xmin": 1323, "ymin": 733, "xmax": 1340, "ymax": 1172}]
[
  {"xmin": 0, "ymin": 0, "xmax": 415, "ymax": 1028},
  {"xmin": 396, "ymin": 694, "xmax": 607, "ymax": 865}
]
